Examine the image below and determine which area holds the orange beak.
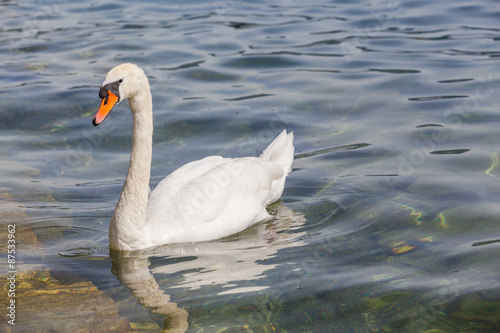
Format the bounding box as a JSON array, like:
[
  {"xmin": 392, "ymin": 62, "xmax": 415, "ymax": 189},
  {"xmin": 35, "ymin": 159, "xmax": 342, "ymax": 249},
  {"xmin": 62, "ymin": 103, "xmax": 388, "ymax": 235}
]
[{"xmin": 92, "ymin": 91, "xmax": 119, "ymax": 126}]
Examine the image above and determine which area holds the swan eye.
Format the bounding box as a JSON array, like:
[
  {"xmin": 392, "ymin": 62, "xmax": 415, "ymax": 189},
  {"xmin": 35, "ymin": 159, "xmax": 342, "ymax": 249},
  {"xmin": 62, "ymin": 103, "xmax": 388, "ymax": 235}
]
[{"xmin": 118, "ymin": 79, "xmax": 123, "ymax": 83}]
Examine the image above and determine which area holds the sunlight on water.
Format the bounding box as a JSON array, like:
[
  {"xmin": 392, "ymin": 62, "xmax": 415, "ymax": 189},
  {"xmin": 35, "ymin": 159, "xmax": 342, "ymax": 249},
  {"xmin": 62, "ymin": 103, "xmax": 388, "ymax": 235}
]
[{"xmin": 1, "ymin": 0, "xmax": 500, "ymax": 331}]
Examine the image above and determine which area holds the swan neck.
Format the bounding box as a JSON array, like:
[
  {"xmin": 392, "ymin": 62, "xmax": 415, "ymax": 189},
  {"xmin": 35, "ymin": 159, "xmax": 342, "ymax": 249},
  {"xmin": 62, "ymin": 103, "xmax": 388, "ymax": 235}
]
[{"xmin": 110, "ymin": 88, "xmax": 153, "ymax": 251}]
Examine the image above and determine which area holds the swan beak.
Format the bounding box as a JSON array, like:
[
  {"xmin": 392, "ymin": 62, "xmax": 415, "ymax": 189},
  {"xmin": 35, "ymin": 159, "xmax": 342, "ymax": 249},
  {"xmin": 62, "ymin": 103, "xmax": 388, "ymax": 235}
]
[{"xmin": 93, "ymin": 91, "xmax": 119, "ymax": 126}]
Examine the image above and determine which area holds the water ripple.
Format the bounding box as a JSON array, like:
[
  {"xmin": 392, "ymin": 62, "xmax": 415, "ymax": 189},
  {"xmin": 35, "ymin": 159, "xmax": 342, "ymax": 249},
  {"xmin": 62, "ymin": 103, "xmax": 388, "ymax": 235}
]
[
  {"xmin": 409, "ymin": 95, "xmax": 469, "ymax": 101},
  {"xmin": 59, "ymin": 247, "xmax": 96, "ymax": 257}
]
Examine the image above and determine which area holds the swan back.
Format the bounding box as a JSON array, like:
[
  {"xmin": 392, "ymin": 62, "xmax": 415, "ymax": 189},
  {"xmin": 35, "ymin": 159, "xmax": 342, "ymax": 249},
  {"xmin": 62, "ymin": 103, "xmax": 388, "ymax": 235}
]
[{"xmin": 144, "ymin": 130, "xmax": 294, "ymax": 247}]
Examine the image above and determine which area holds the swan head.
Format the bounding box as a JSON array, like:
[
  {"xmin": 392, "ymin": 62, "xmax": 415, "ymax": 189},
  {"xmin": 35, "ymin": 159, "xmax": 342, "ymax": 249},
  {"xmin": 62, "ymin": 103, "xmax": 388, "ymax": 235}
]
[{"xmin": 92, "ymin": 63, "xmax": 149, "ymax": 126}]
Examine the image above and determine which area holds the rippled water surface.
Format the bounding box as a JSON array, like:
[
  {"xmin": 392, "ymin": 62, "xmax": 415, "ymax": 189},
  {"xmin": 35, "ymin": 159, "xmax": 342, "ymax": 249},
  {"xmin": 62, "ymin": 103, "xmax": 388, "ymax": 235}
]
[{"xmin": 2, "ymin": 0, "xmax": 500, "ymax": 331}]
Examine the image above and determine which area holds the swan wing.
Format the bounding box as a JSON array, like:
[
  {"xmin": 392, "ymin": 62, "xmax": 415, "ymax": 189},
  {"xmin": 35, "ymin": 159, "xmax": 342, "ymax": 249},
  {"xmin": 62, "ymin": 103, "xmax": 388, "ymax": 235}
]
[{"xmin": 145, "ymin": 156, "xmax": 285, "ymax": 245}]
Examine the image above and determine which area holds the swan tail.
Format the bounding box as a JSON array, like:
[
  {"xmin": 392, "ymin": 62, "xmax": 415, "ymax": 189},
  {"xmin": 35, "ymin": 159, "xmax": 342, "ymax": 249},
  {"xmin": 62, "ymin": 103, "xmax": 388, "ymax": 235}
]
[{"xmin": 260, "ymin": 129, "xmax": 294, "ymax": 174}]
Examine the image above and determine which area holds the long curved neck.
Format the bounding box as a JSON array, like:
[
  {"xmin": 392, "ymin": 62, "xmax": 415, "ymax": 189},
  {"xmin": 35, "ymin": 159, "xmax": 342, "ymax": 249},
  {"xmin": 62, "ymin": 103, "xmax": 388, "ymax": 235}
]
[{"xmin": 109, "ymin": 88, "xmax": 153, "ymax": 251}]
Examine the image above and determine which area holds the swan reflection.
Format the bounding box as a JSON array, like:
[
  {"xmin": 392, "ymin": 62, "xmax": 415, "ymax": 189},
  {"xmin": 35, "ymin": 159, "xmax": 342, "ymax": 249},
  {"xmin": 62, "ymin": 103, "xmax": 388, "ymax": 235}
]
[{"xmin": 111, "ymin": 204, "xmax": 305, "ymax": 332}]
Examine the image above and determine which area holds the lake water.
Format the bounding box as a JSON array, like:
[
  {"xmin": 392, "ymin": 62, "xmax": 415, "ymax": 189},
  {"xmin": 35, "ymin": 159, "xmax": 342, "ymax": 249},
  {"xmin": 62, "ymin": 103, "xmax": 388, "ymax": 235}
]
[{"xmin": 1, "ymin": 0, "xmax": 500, "ymax": 331}]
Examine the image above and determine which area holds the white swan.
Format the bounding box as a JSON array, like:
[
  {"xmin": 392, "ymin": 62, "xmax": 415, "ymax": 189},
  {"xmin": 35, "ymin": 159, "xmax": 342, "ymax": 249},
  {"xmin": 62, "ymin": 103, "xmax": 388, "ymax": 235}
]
[{"xmin": 92, "ymin": 63, "xmax": 294, "ymax": 251}]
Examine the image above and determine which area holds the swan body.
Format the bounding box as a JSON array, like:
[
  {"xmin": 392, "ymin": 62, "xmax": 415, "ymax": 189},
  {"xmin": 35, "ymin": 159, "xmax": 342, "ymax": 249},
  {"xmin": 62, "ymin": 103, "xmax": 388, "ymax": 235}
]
[{"xmin": 92, "ymin": 63, "xmax": 294, "ymax": 251}]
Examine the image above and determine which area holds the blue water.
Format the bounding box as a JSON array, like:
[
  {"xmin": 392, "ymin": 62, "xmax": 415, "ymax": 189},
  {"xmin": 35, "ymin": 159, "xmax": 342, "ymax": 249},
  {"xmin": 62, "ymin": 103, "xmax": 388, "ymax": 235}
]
[{"xmin": 2, "ymin": 0, "xmax": 500, "ymax": 331}]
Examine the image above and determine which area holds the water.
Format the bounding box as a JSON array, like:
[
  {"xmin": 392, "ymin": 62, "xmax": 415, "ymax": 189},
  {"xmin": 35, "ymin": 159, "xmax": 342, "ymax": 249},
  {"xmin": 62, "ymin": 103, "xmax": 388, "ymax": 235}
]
[{"xmin": 1, "ymin": 0, "xmax": 500, "ymax": 331}]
